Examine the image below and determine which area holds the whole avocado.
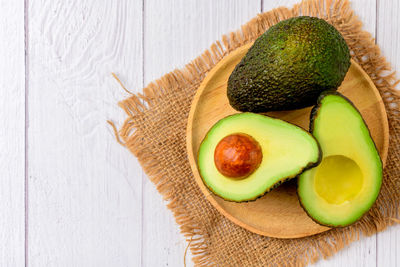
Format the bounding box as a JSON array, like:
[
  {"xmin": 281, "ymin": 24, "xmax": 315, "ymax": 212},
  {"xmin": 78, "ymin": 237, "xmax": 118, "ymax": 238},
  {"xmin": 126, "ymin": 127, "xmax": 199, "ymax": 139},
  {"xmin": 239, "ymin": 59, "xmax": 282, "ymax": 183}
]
[{"xmin": 227, "ymin": 16, "xmax": 350, "ymax": 112}]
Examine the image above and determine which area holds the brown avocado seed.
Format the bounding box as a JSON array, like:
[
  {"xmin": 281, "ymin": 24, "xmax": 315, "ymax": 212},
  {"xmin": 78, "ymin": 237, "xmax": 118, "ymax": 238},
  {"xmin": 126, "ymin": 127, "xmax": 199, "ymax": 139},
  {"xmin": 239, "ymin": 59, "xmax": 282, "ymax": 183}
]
[{"xmin": 214, "ymin": 133, "xmax": 263, "ymax": 179}]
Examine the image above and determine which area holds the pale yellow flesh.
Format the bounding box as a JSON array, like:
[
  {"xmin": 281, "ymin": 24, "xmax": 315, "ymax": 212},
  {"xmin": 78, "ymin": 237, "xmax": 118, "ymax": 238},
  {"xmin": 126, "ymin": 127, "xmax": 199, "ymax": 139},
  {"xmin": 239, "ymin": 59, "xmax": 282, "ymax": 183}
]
[
  {"xmin": 314, "ymin": 155, "xmax": 363, "ymax": 205},
  {"xmin": 299, "ymin": 95, "xmax": 382, "ymax": 226},
  {"xmin": 198, "ymin": 113, "xmax": 320, "ymax": 202}
]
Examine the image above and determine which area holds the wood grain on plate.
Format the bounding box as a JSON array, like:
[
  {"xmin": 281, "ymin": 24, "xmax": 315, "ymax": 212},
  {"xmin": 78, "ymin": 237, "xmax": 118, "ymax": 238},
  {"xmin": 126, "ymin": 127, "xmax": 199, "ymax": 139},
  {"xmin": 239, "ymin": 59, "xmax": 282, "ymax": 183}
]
[{"xmin": 186, "ymin": 43, "xmax": 389, "ymax": 238}]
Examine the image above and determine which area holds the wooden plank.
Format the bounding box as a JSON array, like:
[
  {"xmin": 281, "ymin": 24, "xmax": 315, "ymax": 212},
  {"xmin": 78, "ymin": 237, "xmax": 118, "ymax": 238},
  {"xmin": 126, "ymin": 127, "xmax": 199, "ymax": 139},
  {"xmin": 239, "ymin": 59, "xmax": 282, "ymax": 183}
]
[
  {"xmin": 27, "ymin": 1, "xmax": 143, "ymax": 266},
  {"xmin": 0, "ymin": 0, "xmax": 25, "ymax": 266},
  {"xmin": 261, "ymin": 1, "xmax": 378, "ymax": 266},
  {"xmin": 313, "ymin": 238, "xmax": 376, "ymax": 267},
  {"xmin": 377, "ymin": 225, "xmax": 400, "ymax": 267},
  {"xmin": 376, "ymin": 0, "xmax": 400, "ymax": 266},
  {"xmin": 142, "ymin": 1, "xmax": 261, "ymax": 266},
  {"xmin": 262, "ymin": 0, "xmax": 300, "ymax": 12}
]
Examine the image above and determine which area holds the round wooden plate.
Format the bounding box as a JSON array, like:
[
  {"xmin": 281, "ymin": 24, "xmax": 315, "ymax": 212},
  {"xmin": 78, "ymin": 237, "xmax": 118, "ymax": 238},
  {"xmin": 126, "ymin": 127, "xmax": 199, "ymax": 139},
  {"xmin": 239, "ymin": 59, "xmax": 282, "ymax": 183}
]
[{"xmin": 186, "ymin": 43, "xmax": 389, "ymax": 238}]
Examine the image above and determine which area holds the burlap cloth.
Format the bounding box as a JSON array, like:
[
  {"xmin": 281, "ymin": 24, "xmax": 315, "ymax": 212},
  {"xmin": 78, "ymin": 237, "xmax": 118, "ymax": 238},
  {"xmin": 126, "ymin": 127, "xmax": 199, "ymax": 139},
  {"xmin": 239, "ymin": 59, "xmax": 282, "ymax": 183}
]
[{"xmin": 116, "ymin": 0, "xmax": 400, "ymax": 265}]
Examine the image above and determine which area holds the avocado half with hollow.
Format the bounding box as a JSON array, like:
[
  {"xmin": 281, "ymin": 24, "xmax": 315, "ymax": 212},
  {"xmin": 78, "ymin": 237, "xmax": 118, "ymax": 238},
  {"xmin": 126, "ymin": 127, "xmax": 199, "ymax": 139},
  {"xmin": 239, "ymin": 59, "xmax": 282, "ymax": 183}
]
[
  {"xmin": 197, "ymin": 113, "xmax": 321, "ymax": 202},
  {"xmin": 298, "ymin": 92, "xmax": 382, "ymax": 227}
]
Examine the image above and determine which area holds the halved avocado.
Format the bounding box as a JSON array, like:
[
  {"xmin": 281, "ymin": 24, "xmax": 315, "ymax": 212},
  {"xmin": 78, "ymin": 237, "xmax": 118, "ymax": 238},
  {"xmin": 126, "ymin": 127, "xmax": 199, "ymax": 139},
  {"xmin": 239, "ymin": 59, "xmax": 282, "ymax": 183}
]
[
  {"xmin": 198, "ymin": 113, "xmax": 321, "ymax": 202},
  {"xmin": 298, "ymin": 92, "xmax": 382, "ymax": 227}
]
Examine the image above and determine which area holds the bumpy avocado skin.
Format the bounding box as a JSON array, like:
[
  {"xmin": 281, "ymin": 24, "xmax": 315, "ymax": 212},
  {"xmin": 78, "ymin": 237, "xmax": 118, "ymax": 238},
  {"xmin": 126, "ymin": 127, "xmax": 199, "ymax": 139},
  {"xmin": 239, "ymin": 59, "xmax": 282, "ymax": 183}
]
[{"xmin": 227, "ymin": 16, "xmax": 351, "ymax": 112}]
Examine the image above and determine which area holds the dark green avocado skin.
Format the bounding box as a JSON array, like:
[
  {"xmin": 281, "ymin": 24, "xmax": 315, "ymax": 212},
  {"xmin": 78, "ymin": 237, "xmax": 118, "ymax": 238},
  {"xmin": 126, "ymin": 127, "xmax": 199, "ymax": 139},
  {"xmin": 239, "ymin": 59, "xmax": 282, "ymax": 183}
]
[{"xmin": 227, "ymin": 16, "xmax": 351, "ymax": 112}]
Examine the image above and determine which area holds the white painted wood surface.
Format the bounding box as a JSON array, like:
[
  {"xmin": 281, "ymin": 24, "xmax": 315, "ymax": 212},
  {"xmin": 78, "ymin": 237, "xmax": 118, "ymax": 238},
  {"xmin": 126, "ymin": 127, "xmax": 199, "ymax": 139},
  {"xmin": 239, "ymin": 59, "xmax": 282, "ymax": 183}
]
[
  {"xmin": 0, "ymin": 0, "xmax": 25, "ymax": 266},
  {"xmin": 0, "ymin": 0, "xmax": 398, "ymax": 266},
  {"xmin": 28, "ymin": 1, "xmax": 143, "ymax": 266}
]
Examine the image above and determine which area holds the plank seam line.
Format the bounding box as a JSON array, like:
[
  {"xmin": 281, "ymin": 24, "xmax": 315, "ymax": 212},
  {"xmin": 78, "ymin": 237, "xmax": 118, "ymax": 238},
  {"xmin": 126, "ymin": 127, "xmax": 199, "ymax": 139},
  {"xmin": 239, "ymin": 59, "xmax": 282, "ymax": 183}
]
[{"xmin": 24, "ymin": 0, "xmax": 29, "ymax": 266}]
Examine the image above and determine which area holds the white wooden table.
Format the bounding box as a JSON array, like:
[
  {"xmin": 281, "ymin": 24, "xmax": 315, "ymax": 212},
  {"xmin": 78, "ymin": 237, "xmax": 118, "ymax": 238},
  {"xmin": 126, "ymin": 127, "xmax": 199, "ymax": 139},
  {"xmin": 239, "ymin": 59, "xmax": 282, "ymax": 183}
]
[{"xmin": 1, "ymin": 0, "xmax": 399, "ymax": 266}]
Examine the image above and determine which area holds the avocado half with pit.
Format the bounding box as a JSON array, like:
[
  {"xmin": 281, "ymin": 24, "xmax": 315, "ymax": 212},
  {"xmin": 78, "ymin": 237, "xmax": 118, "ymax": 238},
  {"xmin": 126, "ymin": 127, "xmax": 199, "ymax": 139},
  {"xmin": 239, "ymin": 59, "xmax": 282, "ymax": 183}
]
[
  {"xmin": 197, "ymin": 113, "xmax": 321, "ymax": 202},
  {"xmin": 298, "ymin": 92, "xmax": 382, "ymax": 227}
]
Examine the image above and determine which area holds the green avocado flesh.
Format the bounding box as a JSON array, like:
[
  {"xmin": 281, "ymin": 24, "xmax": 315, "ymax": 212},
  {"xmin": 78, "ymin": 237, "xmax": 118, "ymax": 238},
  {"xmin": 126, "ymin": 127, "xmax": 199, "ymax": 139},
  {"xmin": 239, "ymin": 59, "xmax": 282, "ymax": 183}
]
[
  {"xmin": 227, "ymin": 16, "xmax": 350, "ymax": 112},
  {"xmin": 198, "ymin": 113, "xmax": 321, "ymax": 202},
  {"xmin": 298, "ymin": 92, "xmax": 382, "ymax": 227}
]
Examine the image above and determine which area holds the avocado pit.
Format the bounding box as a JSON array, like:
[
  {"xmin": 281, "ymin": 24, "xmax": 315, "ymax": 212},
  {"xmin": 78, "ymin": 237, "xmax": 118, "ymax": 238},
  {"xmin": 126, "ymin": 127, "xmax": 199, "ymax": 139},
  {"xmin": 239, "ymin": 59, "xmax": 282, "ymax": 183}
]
[{"xmin": 214, "ymin": 133, "xmax": 262, "ymax": 179}]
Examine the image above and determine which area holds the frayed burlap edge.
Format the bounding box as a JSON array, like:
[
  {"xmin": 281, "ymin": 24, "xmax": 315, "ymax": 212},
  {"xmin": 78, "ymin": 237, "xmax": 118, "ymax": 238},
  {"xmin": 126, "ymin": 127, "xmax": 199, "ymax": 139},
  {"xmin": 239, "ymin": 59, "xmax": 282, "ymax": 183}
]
[{"xmin": 116, "ymin": 0, "xmax": 400, "ymax": 266}]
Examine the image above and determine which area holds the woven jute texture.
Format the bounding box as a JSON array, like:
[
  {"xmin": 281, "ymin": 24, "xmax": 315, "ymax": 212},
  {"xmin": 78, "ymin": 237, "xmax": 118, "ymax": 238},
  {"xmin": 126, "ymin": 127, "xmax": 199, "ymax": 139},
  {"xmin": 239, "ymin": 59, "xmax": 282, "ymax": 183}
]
[{"xmin": 116, "ymin": 0, "xmax": 400, "ymax": 265}]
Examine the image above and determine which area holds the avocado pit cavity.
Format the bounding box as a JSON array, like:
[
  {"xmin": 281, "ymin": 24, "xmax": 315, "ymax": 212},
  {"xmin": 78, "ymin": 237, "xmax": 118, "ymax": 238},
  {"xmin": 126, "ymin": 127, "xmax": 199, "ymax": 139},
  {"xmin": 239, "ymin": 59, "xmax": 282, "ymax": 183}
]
[
  {"xmin": 214, "ymin": 133, "xmax": 262, "ymax": 179},
  {"xmin": 314, "ymin": 155, "xmax": 363, "ymax": 205}
]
